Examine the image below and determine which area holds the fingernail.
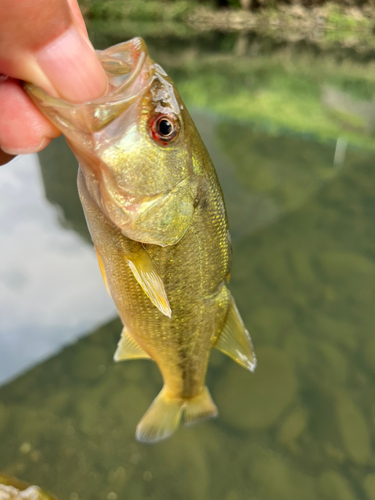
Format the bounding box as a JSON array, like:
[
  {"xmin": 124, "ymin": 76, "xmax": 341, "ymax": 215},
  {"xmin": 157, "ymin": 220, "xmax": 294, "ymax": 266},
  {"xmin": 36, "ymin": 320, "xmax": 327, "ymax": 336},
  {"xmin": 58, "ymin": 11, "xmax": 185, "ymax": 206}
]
[
  {"xmin": 36, "ymin": 26, "xmax": 107, "ymax": 103},
  {"xmin": 1, "ymin": 138, "xmax": 50, "ymax": 155}
]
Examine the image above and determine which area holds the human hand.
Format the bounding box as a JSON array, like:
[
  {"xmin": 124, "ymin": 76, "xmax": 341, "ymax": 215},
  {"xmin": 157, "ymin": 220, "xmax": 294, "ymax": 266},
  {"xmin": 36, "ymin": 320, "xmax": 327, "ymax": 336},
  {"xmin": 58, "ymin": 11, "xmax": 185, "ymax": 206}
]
[{"xmin": 0, "ymin": 0, "xmax": 107, "ymax": 165}]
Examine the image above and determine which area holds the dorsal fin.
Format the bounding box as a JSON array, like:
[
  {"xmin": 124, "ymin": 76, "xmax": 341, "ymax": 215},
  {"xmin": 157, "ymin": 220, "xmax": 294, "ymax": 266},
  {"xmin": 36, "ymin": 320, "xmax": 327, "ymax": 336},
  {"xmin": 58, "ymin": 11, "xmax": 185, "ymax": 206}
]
[
  {"xmin": 126, "ymin": 247, "xmax": 171, "ymax": 318},
  {"xmin": 214, "ymin": 295, "xmax": 257, "ymax": 372},
  {"xmin": 114, "ymin": 327, "xmax": 151, "ymax": 361}
]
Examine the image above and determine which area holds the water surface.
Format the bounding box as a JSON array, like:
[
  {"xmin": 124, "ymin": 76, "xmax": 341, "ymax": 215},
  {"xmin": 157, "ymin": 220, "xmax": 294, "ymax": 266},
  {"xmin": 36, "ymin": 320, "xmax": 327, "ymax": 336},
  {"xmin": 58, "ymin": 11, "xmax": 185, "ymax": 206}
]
[{"xmin": 0, "ymin": 24, "xmax": 375, "ymax": 500}]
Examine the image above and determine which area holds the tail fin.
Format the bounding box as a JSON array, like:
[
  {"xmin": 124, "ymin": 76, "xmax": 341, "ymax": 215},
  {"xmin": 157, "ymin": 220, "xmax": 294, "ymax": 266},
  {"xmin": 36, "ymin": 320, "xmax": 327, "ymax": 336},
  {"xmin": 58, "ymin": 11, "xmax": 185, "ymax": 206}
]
[
  {"xmin": 136, "ymin": 387, "xmax": 183, "ymax": 443},
  {"xmin": 136, "ymin": 386, "xmax": 218, "ymax": 443},
  {"xmin": 184, "ymin": 387, "xmax": 218, "ymax": 426}
]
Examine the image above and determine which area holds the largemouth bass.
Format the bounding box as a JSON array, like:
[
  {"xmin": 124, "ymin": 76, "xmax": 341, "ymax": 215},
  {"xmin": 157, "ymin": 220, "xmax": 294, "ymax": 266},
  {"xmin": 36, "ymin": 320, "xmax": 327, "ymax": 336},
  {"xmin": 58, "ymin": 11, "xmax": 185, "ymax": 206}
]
[{"xmin": 25, "ymin": 38, "xmax": 256, "ymax": 443}]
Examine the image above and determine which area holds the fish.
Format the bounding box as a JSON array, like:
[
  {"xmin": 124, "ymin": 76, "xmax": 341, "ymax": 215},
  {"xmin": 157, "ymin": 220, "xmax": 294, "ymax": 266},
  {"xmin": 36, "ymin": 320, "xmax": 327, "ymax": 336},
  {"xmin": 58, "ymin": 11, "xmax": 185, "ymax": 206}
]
[{"xmin": 25, "ymin": 37, "xmax": 256, "ymax": 443}]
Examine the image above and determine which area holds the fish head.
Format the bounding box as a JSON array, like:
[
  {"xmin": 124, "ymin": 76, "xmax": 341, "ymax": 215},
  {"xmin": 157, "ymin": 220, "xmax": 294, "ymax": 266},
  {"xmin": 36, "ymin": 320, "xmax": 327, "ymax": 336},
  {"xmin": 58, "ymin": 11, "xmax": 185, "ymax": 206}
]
[{"xmin": 25, "ymin": 37, "xmax": 201, "ymax": 246}]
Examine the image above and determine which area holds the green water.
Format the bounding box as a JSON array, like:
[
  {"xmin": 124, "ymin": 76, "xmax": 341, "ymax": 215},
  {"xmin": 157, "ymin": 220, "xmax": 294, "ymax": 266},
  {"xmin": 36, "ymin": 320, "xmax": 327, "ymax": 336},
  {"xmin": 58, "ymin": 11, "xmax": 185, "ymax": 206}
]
[{"xmin": 1, "ymin": 25, "xmax": 375, "ymax": 500}]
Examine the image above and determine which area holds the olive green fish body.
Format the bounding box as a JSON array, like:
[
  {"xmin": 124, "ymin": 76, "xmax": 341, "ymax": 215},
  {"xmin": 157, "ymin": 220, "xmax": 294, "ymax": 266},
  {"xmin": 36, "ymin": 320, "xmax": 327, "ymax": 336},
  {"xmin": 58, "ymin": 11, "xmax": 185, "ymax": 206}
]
[
  {"xmin": 78, "ymin": 148, "xmax": 231, "ymax": 400},
  {"xmin": 25, "ymin": 38, "xmax": 256, "ymax": 443}
]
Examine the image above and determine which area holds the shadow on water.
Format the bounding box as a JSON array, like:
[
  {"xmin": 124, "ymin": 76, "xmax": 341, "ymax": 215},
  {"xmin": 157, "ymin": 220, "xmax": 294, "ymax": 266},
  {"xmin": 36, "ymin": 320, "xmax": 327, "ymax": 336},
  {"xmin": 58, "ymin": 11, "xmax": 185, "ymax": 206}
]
[
  {"xmin": 1, "ymin": 23, "xmax": 375, "ymax": 500},
  {"xmin": 38, "ymin": 137, "xmax": 92, "ymax": 245}
]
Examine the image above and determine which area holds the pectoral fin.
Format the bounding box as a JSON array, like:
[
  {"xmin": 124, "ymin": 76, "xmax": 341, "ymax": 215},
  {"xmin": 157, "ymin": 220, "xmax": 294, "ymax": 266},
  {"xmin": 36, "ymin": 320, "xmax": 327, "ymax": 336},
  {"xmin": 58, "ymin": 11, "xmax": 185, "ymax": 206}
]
[
  {"xmin": 214, "ymin": 295, "xmax": 257, "ymax": 372},
  {"xmin": 94, "ymin": 246, "xmax": 111, "ymax": 297},
  {"xmin": 126, "ymin": 247, "xmax": 171, "ymax": 318},
  {"xmin": 114, "ymin": 327, "xmax": 151, "ymax": 361}
]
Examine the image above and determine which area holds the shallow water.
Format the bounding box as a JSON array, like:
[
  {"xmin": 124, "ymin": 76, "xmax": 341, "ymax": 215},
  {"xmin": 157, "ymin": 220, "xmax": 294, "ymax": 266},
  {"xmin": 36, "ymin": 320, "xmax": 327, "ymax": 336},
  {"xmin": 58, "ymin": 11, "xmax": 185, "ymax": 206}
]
[{"xmin": 1, "ymin": 25, "xmax": 375, "ymax": 500}]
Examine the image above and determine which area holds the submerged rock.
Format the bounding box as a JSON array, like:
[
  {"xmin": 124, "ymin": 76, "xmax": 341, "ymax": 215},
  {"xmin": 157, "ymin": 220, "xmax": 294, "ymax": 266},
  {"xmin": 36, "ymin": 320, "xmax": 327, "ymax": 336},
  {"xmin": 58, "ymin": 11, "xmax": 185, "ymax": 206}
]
[
  {"xmin": 0, "ymin": 478, "xmax": 55, "ymax": 500},
  {"xmin": 0, "ymin": 403, "xmax": 8, "ymax": 433},
  {"xmin": 336, "ymin": 391, "xmax": 371, "ymax": 465},
  {"xmin": 363, "ymin": 474, "xmax": 375, "ymax": 500},
  {"xmin": 0, "ymin": 485, "xmax": 51, "ymax": 500},
  {"xmin": 364, "ymin": 337, "xmax": 375, "ymax": 373},
  {"xmin": 318, "ymin": 471, "xmax": 356, "ymax": 500},
  {"xmin": 249, "ymin": 452, "xmax": 318, "ymax": 500},
  {"xmin": 246, "ymin": 306, "xmax": 295, "ymax": 345},
  {"xmin": 312, "ymin": 314, "xmax": 358, "ymax": 352},
  {"xmin": 69, "ymin": 344, "xmax": 110, "ymax": 381},
  {"xmin": 277, "ymin": 407, "xmax": 307, "ymax": 444},
  {"xmin": 283, "ymin": 331, "xmax": 312, "ymax": 372},
  {"xmin": 318, "ymin": 252, "xmax": 375, "ymax": 281},
  {"xmin": 290, "ymin": 251, "xmax": 317, "ymax": 287},
  {"xmin": 317, "ymin": 342, "xmax": 348, "ymax": 386},
  {"xmin": 216, "ymin": 347, "xmax": 297, "ymax": 430}
]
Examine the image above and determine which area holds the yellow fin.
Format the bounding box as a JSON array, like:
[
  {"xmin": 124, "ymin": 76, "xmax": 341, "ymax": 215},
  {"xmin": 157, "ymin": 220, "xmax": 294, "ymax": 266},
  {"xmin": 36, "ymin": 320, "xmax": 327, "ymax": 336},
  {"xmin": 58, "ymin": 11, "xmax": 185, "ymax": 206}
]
[
  {"xmin": 214, "ymin": 295, "xmax": 257, "ymax": 372},
  {"xmin": 136, "ymin": 387, "xmax": 183, "ymax": 443},
  {"xmin": 114, "ymin": 327, "xmax": 151, "ymax": 361},
  {"xmin": 94, "ymin": 246, "xmax": 111, "ymax": 297},
  {"xmin": 126, "ymin": 248, "xmax": 171, "ymax": 318},
  {"xmin": 183, "ymin": 387, "xmax": 218, "ymax": 426},
  {"xmin": 136, "ymin": 386, "xmax": 218, "ymax": 443}
]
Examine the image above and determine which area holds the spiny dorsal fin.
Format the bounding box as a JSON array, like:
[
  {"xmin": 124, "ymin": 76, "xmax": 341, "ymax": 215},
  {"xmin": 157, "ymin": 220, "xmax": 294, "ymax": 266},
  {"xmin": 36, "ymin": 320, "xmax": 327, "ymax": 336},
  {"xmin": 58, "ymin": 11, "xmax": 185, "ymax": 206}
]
[
  {"xmin": 214, "ymin": 295, "xmax": 257, "ymax": 372},
  {"xmin": 114, "ymin": 327, "xmax": 151, "ymax": 361},
  {"xmin": 94, "ymin": 246, "xmax": 112, "ymax": 297},
  {"xmin": 126, "ymin": 247, "xmax": 171, "ymax": 318}
]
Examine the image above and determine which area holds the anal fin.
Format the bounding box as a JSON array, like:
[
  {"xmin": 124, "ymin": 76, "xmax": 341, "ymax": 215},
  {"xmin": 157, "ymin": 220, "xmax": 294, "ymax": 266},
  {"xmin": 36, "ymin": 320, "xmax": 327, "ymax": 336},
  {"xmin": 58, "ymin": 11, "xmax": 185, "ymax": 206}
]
[
  {"xmin": 126, "ymin": 247, "xmax": 171, "ymax": 318},
  {"xmin": 114, "ymin": 327, "xmax": 151, "ymax": 362},
  {"xmin": 214, "ymin": 294, "xmax": 257, "ymax": 372}
]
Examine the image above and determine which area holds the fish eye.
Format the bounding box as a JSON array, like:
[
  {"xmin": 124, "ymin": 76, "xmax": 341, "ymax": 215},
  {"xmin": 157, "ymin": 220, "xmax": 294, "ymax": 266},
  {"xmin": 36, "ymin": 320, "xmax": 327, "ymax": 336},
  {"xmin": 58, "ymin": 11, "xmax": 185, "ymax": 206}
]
[{"xmin": 150, "ymin": 114, "xmax": 179, "ymax": 145}]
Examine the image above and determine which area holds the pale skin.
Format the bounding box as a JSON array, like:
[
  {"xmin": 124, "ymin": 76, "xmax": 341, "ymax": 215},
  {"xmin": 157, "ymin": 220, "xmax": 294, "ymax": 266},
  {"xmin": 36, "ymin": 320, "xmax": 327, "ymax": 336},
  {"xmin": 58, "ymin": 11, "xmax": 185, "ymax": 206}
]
[{"xmin": 0, "ymin": 0, "xmax": 107, "ymax": 165}]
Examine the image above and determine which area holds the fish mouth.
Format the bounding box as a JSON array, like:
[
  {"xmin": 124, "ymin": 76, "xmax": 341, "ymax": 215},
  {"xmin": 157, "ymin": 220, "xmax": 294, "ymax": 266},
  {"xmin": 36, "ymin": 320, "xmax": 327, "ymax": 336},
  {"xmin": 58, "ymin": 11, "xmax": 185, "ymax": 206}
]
[
  {"xmin": 24, "ymin": 37, "xmax": 152, "ymax": 134},
  {"xmin": 24, "ymin": 38, "xmax": 179, "ymax": 238},
  {"xmin": 97, "ymin": 37, "xmax": 147, "ymax": 101}
]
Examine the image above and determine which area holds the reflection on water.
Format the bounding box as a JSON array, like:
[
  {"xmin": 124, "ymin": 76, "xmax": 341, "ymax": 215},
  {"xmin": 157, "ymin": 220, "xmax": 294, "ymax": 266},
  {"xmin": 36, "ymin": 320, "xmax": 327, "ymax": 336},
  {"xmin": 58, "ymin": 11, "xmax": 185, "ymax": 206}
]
[
  {"xmin": 1, "ymin": 24, "xmax": 375, "ymax": 500},
  {"xmin": 38, "ymin": 138, "xmax": 92, "ymax": 245},
  {"xmin": 0, "ymin": 154, "xmax": 116, "ymax": 386}
]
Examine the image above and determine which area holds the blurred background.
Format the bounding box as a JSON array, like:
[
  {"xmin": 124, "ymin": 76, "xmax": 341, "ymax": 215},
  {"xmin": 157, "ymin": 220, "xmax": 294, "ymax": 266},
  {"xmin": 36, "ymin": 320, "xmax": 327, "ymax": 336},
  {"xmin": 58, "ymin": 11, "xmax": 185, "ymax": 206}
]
[{"xmin": 1, "ymin": 1, "xmax": 375, "ymax": 499}]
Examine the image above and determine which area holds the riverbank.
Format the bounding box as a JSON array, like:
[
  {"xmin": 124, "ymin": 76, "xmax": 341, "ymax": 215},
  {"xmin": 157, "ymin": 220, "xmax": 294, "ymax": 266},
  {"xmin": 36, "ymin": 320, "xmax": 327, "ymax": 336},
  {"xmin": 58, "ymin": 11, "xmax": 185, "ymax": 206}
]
[
  {"xmin": 80, "ymin": 1, "xmax": 375, "ymax": 53},
  {"xmin": 81, "ymin": 1, "xmax": 375, "ymax": 150},
  {"xmin": 187, "ymin": 3, "xmax": 375, "ymax": 52}
]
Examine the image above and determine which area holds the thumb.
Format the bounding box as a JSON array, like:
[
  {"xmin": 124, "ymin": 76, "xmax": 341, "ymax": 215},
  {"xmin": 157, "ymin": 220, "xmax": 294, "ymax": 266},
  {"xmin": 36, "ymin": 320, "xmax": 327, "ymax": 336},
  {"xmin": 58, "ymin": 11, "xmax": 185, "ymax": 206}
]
[{"xmin": 0, "ymin": 0, "xmax": 107, "ymax": 103}]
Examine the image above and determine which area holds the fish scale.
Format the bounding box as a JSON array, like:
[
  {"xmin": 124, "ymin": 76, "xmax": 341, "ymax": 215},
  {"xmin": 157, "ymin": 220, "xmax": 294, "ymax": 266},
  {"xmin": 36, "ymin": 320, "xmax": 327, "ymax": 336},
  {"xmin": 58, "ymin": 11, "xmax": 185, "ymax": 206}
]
[{"xmin": 25, "ymin": 37, "xmax": 256, "ymax": 443}]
